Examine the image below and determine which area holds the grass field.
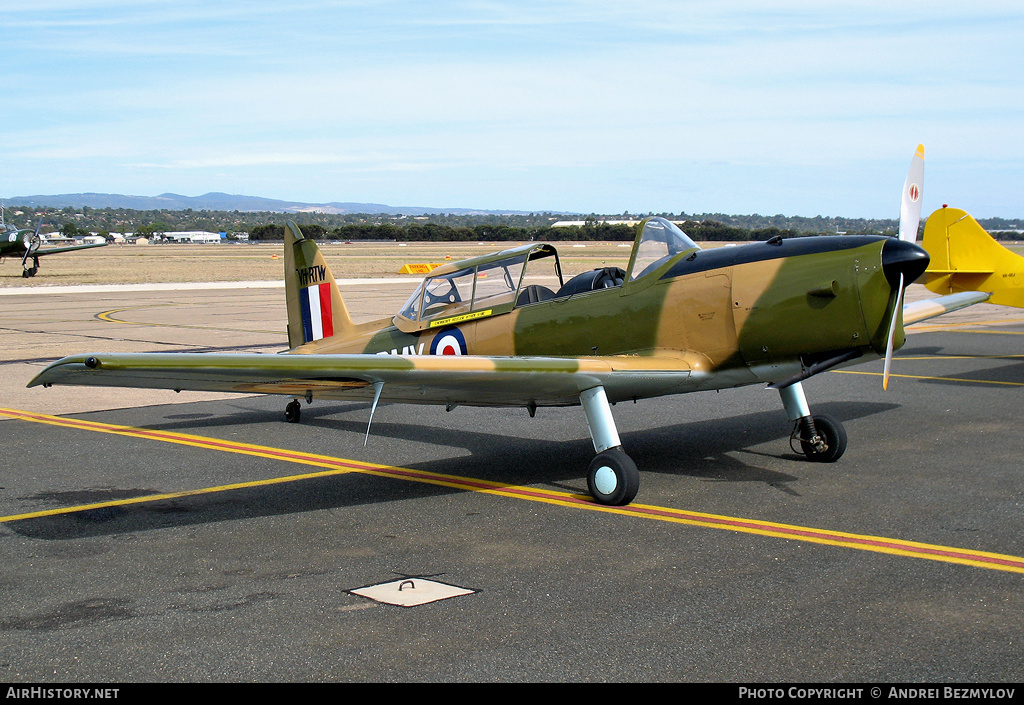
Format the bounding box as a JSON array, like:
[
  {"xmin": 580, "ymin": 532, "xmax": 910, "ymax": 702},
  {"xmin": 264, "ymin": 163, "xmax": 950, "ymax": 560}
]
[
  {"xmin": 0, "ymin": 240, "xmax": 642, "ymax": 287},
  {"xmin": 8, "ymin": 238, "xmax": 1022, "ymax": 288}
]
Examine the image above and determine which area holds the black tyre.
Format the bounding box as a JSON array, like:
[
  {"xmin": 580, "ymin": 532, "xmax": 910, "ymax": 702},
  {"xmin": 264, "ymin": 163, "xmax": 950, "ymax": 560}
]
[
  {"xmin": 800, "ymin": 414, "xmax": 847, "ymax": 463},
  {"xmin": 587, "ymin": 448, "xmax": 640, "ymax": 506},
  {"xmin": 285, "ymin": 400, "xmax": 301, "ymax": 423}
]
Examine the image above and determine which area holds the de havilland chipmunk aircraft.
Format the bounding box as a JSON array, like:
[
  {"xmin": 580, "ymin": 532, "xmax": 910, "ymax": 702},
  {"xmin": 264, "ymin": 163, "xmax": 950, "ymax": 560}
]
[
  {"xmin": 1, "ymin": 213, "xmax": 107, "ymax": 277},
  {"xmin": 29, "ymin": 147, "xmax": 988, "ymax": 506}
]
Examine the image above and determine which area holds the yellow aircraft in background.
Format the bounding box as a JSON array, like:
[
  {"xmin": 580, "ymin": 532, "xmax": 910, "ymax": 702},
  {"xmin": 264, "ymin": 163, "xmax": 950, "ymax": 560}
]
[{"xmin": 918, "ymin": 206, "xmax": 1024, "ymax": 308}]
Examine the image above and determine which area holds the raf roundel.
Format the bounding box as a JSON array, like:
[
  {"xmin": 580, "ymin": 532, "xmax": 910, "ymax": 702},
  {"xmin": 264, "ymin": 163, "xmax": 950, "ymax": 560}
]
[{"xmin": 430, "ymin": 327, "xmax": 467, "ymax": 356}]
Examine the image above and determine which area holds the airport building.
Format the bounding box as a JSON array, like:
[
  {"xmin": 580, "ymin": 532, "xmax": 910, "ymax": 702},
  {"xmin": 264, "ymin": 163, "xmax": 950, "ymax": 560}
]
[{"xmin": 158, "ymin": 231, "xmax": 225, "ymax": 243}]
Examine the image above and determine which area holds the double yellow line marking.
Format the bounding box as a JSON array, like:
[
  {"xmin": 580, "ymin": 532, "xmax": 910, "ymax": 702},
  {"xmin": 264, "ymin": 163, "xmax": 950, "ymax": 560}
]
[
  {"xmin": 97, "ymin": 306, "xmax": 281, "ymax": 335},
  {"xmin": 836, "ymin": 369, "xmax": 1024, "ymax": 386},
  {"xmin": 2, "ymin": 406, "xmax": 1023, "ymax": 574}
]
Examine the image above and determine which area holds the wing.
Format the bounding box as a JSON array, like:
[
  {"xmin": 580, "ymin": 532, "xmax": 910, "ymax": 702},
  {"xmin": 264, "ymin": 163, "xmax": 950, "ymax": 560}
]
[
  {"xmin": 903, "ymin": 291, "xmax": 990, "ymax": 326},
  {"xmin": 32, "ymin": 242, "xmax": 108, "ymax": 256},
  {"xmin": 28, "ymin": 352, "xmax": 696, "ymax": 407},
  {"xmin": 26, "ymin": 289, "xmax": 986, "ymax": 407}
]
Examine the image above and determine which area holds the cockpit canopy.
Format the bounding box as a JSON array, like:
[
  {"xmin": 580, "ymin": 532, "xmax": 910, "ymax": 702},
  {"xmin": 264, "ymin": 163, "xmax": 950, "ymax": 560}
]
[
  {"xmin": 393, "ymin": 217, "xmax": 699, "ymax": 333},
  {"xmin": 394, "ymin": 243, "xmax": 563, "ymax": 332}
]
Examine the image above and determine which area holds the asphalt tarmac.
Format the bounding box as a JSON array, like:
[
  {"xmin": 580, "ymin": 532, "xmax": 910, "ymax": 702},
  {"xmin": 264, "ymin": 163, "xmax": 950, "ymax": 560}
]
[{"xmin": 1, "ymin": 282, "xmax": 1023, "ymax": 683}]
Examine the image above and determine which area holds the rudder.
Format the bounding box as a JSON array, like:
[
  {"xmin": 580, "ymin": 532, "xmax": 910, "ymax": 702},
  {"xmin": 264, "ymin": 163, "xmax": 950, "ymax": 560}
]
[
  {"xmin": 283, "ymin": 222, "xmax": 355, "ymax": 348},
  {"xmin": 921, "ymin": 206, "xmax": 1024, "ymax": 307}
]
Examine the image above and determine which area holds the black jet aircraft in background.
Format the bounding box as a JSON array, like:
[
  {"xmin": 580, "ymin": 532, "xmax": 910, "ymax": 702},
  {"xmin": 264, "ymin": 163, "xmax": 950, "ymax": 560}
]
[{"xmin": 2, "ymin": 212, "xmax": 107, "ymax": 277}]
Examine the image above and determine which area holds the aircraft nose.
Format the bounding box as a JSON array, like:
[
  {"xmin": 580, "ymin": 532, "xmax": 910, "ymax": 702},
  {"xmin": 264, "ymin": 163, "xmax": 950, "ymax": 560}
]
[{"xmin": 881, "ymin": 237, "xmax": 929, "ymax": 288}]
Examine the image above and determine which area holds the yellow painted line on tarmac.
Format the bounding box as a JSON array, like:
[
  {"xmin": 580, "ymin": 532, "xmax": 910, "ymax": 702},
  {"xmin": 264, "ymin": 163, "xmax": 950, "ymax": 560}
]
[
  {"xmin": 895, "ymin": 354, "xmax": 1024, "ymax": 361},
  {"xmin": 2, "ymin": 406, "xmax": 1024, "ymax": 574},
  {"xmin": 946, "ymin": 328, "xmax": 1024, "ymax": 335},
  {"xmin": 834, "ymin": 369, "xmax": 1024, "ymax": 387},
  {"xmin": 0, "ymin": 407, "xmax": 576, "ymax": 517},
  {"xmin": 96, "ymin": 305, "xmax": 281, "ymax": 335},
  {"xmin": 909, "ymin": 321, "xmax": 1024, "ymax": 333}
]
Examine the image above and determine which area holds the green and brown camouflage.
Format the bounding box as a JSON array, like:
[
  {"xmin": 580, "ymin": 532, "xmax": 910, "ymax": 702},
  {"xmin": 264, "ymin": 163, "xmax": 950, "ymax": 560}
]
[
  {"xmin": 29, "ymin": 216, "xmax": 985, "ymax": 507},
  {"xmin": 31, "ymin": 217, "xmax": 934, "ymax": 409},
  {"xmin": 28, "ymin": 152, "xmax": 992, "ymax": 506},
  {"xmin": 281, "ymin": 218, "xmax": 924, "ymax": 397}
]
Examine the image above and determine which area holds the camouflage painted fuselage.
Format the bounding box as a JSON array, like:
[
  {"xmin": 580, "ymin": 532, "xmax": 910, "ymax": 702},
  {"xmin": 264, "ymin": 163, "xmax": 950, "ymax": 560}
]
[
  {"xmin": 29, "ymin": 219, "xmax": 935, "ymax": 414},
  {"xmin": 293, "ymin": 235, "xmax": 916, "ymax": 397}
]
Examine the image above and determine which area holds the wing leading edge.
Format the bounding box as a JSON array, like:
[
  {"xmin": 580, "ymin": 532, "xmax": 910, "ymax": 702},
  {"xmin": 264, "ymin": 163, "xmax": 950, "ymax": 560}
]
[
  {"xmin": 28, "ymin": 352, "xmax": 696, "ymax": 408},
  {"xmin": 31, "ymin": 242, "xmax": 109, "ymax": 257}
]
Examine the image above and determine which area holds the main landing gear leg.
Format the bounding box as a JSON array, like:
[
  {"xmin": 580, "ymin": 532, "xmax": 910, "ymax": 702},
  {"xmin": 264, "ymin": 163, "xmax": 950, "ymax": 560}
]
[
  {"xmin": 777, "ymin": 381, "xmax": 847, "ymax": 463},
  {"xmin": 580, "ymin": 386, "xmax": 639, "ymax": 506}
]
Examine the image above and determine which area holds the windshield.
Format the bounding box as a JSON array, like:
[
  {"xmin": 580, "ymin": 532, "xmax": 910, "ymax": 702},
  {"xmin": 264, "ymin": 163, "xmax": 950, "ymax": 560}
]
[
  {"xmin": 629, "ymin": 217, "xmax": 699, "ymax": 281},
  {"xmin": 398, "ymin": 266, "xmax": 473, "ymax": 321}
]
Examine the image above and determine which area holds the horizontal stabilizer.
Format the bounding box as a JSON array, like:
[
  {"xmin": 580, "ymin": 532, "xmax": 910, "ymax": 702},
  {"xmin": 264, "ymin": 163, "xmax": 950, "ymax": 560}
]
[
  {"xmin": 926, "ymin": 268, "xmax": 994, "ymax": 275},
  {"xmin": 903, "ymin": 291, "xmax": 990, "ymax": 326}
]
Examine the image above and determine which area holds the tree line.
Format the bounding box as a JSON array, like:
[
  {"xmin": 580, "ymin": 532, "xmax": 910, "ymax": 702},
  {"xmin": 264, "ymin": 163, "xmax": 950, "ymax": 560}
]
[
  {"xmin": 248, "ymin": 220, "xmax": 816, "ymax": 243},
  {"xmin": 7, "ymin": 203, "xmax": 1019, "ymax": 242}
]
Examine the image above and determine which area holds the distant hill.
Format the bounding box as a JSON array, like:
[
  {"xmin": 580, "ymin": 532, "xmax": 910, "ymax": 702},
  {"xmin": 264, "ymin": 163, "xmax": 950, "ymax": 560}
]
[
  {"xmin": 9, "ymin": 192, "xmax": 1018, "ymax": 238},
  {"xmin": 6, "ymin": 192, "xmax": 534, "ymax": 216}
]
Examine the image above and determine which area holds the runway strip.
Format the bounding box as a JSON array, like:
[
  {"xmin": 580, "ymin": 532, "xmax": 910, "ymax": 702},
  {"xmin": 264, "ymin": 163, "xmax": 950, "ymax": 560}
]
[{"xmin": 3, "ymin": 405, "xmax": 1023, "ymax": 575}]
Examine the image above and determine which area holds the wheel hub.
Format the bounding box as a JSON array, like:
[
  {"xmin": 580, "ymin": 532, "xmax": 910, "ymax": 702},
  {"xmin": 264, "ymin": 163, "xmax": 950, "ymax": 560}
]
[{"xmin": 592, "ymin": 465, "xmax": 618, "ymax": 495}]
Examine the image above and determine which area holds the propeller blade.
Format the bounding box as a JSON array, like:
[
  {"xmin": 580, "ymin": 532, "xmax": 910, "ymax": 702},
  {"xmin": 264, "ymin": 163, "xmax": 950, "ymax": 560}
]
[
  {"xmin": 899, "ymin": 144, "xmax": 925, "ymax": 243},
  {"xmin": 885, "ymin": 144, "xmax": 925, "ymax": 388},
  {"xmin": 883, "ymin": 272, "xmax": 904, "ymax": 391},
  {"xmin": 21, "ymin": 219, "xmax": 44, "ymax": 267}
]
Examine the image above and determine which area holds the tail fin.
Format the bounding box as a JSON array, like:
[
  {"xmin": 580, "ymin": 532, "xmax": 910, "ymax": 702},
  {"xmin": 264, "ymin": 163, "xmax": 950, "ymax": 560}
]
[
  {"xmin": 283, "ymin": 222, "xmax": 356, "ymax": 348},
  {"xmin": 921, "ymin": 206, "xmax": 1024, "ymax": 308}
]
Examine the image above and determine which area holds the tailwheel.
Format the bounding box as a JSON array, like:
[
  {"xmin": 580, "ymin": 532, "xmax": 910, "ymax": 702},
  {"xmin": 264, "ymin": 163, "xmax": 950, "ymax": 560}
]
[
  {"xmin": 284, "ymin": 399, "xmax": 301, "ymax": 423},
  {"xmin": 794, "ymin": 414, "xmax": 847, "ymax": 463},
  {"xmin": 587, "ymin": 448, "xmax": 640, "ymax": 506}
]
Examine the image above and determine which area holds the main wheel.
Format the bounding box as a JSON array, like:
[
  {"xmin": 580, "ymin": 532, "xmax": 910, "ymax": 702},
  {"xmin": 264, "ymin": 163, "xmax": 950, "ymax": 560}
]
[
  {"xmin": 285, "ymin": 399, "xmax": 301, "ymax": 423},
  {"xmin": 587, "ymin": 448, "xmax": 640, "ymax": 506},
  {"xmin": 798, "ymin": 414, "xmax": 847, "ymax": 463}
]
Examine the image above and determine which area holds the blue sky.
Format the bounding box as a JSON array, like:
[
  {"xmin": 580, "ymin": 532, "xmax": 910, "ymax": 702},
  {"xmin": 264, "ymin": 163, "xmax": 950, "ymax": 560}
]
[{"xmin": 3, "ymin": 1, "xmax": 1022, "ymax": 217}]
